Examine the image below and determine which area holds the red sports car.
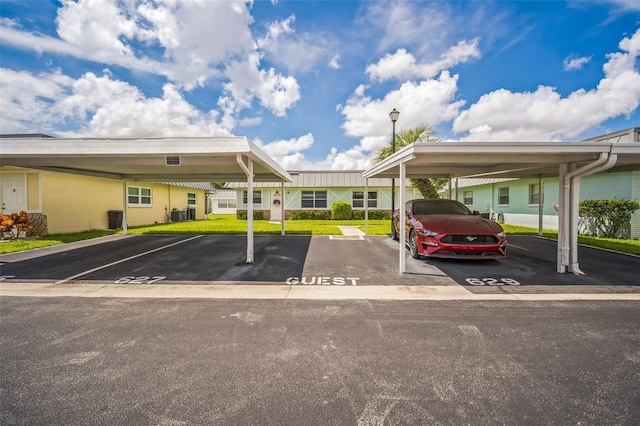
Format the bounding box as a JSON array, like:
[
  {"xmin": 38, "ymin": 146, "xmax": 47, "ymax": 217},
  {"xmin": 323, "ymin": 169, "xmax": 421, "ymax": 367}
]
[{"xmin": 392, "ymin": 198, "xmax": 507, "ymax": 259}]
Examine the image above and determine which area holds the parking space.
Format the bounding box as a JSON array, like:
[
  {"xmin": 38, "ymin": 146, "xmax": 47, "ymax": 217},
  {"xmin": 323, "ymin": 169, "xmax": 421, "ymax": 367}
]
[
  {"xmin": 418, "ymin": 235, "xmax": 640, "ymax": 287},
  {"xmin": 0, "ymin": 234, "xmax": 637, "ymax": 288}
]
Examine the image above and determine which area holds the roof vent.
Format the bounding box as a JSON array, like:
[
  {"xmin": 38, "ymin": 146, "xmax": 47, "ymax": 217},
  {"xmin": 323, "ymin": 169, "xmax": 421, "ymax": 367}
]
[{"xmin": 166, "ymin": 155, "xmax": 181, "ymax": 166}]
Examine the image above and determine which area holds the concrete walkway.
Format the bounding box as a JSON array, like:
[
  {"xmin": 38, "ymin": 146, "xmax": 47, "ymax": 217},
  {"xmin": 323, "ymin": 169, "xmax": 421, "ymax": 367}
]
[{"xmin": 337, "ymin": 226, "xmax": 365, "ymax": 237}]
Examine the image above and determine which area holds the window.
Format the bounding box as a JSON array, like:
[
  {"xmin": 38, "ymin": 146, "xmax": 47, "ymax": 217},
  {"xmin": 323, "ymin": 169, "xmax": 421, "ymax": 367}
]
[
  {"xmin": 352, "ymin": 191, "xmax": 378, "ymax": 208},
  {"xmin": 498, "ymin": 187, "xmax": 509, "ymax": 205},
  {"xmin": 242, "ymin": 190, "xmax": 262, "ymax": 206},
  {"xmin": 529, "ymin": 183, "xmax": 540, "ymax": 205},
  {"xmin": 463, "ymin": 191, "xmax": 473, "ymax": 205},
  {"xmin": 187, "ymin": 192, "xmax": 196, "ymax": 206},
  {"xmin": 219, "ymin": 199, "xmax": 237, "ymax": 209},
  {"xmin": 128, "ymin": 186, "xmax": 152, "ymax": 206},
  {"xmin": 301, "ymin": 190, "xmax": 327, "ymax": 208}
]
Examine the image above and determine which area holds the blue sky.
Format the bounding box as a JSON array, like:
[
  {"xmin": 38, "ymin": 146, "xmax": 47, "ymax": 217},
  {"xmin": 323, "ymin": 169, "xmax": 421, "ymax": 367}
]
[{"xmin": 1, "ymin": 0, "xmax": 639, "ymax": 170}]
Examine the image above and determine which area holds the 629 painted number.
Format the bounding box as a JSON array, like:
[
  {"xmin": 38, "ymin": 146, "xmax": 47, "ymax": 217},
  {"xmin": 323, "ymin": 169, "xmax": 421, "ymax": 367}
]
[
  {"xmin": 465, "ymin": 277, "xmax": 520, "ymax": 286},
  {"xmin": 114, "ymin": 276, "xmax": 166, "ymax": 284}
]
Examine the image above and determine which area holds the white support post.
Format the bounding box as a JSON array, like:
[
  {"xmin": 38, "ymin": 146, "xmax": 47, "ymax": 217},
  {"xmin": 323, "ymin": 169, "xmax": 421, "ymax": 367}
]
[
  {"xmin": 455, "ymin": 178, "xmax": 458, "ymax": 201},
  {"xmin": 399, "ymin": 162, "xmax": 406, "ymax": 274},
  {"xmin": 122, "ymin": 179, "xmax": 128, "ymax": 235},
  {"xmin": 236, "ymin": 154, "xmax": 254, "ymax": 264},
  {"xmin": 364, "ymin": 179, "xmax": 369, "ymax": 236},
  {"xmin": 538, "ymin": 175, "xmax": 544, "ymax": 236},
  {"xmin": 247, "ymin": 159, "xmax": 254, "ymax": 263},
  {"xmin": 281, "ymin": 181, "xmax": 285, "ymax": 236}
]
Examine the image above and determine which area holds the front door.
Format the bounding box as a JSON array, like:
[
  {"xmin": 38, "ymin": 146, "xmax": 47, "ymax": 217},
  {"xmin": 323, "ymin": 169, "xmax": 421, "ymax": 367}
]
[
  {"xmin": 1, "ymin": 175, "xmax": 27, "ymax": 214},
  {"xmin": 270, "ymin": 190, "xmax": 282, "ymax": 221}
]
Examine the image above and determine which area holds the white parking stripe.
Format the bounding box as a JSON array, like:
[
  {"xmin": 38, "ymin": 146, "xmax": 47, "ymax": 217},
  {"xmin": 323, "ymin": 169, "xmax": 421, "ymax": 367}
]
[
  {"xmin": 55, "ymin": 235, "xmax": 204, "ymax": 284},
  {"xmin": 506, "ymin": 243, "xmax": 532, "ymax": 251}
]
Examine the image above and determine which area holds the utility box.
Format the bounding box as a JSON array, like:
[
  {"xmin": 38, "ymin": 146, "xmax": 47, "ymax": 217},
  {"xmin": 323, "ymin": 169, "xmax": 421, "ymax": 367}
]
[
  {"xmin": 107, "ymin": 210, "xmax": 123, "ymax": 229},
  {"xmin": 171, "ymin": 210, "xmax": 185, "ymax": 222},
  {"xmin": 186, "ymin": 207, "xmax": 196, "ymax": 221}
]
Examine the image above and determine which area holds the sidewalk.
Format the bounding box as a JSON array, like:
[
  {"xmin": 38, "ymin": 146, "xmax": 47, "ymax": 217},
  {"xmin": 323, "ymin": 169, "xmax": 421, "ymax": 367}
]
[{"xmin": 1, "ymin": 282, "xmax": 639, "ymax": 301}]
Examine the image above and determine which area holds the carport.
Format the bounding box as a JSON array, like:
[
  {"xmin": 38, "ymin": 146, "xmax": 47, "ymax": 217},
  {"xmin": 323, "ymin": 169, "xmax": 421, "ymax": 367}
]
[
  {"xmin": 0, "ymin": 136, "xmax": 292, "ymax": 263},
  {"xmin": 363, "ymin": 139, "xmax": 640, "ymax": 275}
]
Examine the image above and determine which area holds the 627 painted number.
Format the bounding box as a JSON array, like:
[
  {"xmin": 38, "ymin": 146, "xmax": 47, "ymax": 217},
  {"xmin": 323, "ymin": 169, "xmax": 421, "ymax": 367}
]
[
  {"xmin": 114, "ymin": 276, "xmax": 166, "ymax": 284},
  {"xmin": 465, "ymin": 277, "xmax": 521, "ymax": 286}
]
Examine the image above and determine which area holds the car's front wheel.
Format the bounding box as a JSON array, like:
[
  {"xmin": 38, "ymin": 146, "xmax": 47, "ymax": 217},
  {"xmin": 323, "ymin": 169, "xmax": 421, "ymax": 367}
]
[{"xmin": 409, "ymin": 230, "xmax": 420, "ymax": 259}]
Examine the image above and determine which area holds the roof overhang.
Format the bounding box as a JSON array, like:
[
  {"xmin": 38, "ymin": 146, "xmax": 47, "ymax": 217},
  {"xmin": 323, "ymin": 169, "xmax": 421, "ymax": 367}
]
[
  {"xmin": 363, "ymin": 141, "xmax": 640, "ymax": 179},
  {"xmin": 0, "ymin": 136, "xmax": 292, "ymax": 183}
]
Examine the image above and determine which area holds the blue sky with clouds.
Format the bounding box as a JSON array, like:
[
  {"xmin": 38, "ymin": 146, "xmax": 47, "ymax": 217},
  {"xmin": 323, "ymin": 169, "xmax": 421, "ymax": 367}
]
[{"xmin": 1, "ymin": 0, "xmax": 639, "ymax": 170}]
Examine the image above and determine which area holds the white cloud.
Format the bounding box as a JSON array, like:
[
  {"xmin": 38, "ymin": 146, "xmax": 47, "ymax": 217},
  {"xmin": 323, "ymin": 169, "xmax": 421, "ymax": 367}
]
[
  {"xmin": 363, "ymin": 0, "xmax": 451, "ymax": 55},
  {"xmin": 222, "ymin": 52, "xmax": 301, "ymax": 118},
  {"xmin": 366, "ymin": 39, "xmax": 480, "ymax": 82},
  {"xmin": 564, "ymin": 55, "xmax": 592, "ymax": 71},
  {"xmin": 50, "ymin": 71, "xmax": 231, "ymax": 137},
  {"xmin": 342, "ymin": 71, "xmax": 464, "ymax": 139},
  {"xmin": 0, "ymin": 68, "xmax": 74, "ymax": 134},
  {"xmin": 329, "ymin": 54, "xmax": 341, "ymax": 70},
  {"xmin": 253, "ymin": 133, "xmax": 317, "ymax": 169},
  {"xmin": 453, "ymin": 29, "xmax": 640, "ymax": 141},
  {"xmin": 257, "ymin": 14, "xmax": 334, "ymax": 73},
  {"xmin": 0, "ymin": 0, "xmax": 299, "ymax": 123}
]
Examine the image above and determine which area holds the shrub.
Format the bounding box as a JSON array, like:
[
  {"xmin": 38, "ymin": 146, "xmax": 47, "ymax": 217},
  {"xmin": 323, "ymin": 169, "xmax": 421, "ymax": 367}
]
[
  {"xmin": 351, "ymin": 210, "xmax": 391, "ymax": 220},
  {"xmin": 579, "ymin": 198, "xmax": 640, "ymax": 238},
  {"xmin": 1, "ymin": 211, "xmax": 30, "ymax": 240},
  {"xmin": 332, "ymin": 201, "xmax": 352, "ymax": 220},
  {"xmin": 236, "ymin": 210, "xmax": 265, "ymax": 220},
  {"xmin": 289, "ymin": 210, "xmax": 332, "ymax": 220}
]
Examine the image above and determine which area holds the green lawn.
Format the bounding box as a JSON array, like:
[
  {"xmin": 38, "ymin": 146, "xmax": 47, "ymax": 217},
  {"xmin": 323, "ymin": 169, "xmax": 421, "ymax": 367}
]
[{"xmin": 1, "ymin": 215, "xmax": 639, "ymax": 256}]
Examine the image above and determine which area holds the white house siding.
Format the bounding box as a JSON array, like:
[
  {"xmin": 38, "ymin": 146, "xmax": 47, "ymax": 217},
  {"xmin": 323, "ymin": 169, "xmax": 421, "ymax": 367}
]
[
  {"xmin": 226, "ymin": 171, "xmax": 421, "ymax": 212},
  {"xmin": 443, "ymin": 172, "xmax": 639, "ymax": 239},
  {"xmin": 210, "ymin": 190, "xmax": 237, "ymax": 214}
]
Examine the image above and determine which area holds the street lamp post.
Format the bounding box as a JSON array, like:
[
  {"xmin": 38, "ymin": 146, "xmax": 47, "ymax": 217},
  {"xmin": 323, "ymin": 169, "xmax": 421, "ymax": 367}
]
[{"xmin": 389, "ymin": 108, "xmax": 400, "ymax": 230}]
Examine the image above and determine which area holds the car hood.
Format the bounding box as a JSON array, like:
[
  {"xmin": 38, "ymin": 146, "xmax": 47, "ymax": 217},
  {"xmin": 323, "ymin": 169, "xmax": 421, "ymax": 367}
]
[{"xmin": 413, "ymin": 214, "xmax": 503, "ymax": 235}]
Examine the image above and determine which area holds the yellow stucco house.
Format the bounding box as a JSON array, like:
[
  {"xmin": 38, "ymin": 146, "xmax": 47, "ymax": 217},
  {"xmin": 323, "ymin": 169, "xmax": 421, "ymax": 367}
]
[{"xmin": 1, "ymin": 166, "xmax": 213, "ymax": 236}]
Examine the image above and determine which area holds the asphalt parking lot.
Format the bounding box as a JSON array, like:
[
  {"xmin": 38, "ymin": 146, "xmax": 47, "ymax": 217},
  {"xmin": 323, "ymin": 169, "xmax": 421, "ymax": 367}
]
[{"xmin": 0, "ymin": 234, "xmax": 638, "ymax": 289}]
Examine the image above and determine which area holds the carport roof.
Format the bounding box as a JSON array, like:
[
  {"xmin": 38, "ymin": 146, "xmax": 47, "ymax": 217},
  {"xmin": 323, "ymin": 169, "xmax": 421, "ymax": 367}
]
[
  {"xmin": 0, "ymin": 135, "xmax": 292, "ymax": 183},
  {"xmin": 362, "ymin": 139, "xmax": 640, "ymax": 180}
]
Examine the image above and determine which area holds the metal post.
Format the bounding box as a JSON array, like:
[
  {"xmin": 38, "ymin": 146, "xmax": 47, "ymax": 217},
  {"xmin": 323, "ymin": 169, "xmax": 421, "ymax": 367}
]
[{"xmin": 389, "ymin": 109, "xmax": 399, "ymax": 232}]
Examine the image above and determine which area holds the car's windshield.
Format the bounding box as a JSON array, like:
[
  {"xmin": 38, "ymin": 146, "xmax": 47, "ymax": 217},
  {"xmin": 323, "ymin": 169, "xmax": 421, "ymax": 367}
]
[{"xmin": 412, "ymin": 200, "xmax": 471, "ymax": 215}]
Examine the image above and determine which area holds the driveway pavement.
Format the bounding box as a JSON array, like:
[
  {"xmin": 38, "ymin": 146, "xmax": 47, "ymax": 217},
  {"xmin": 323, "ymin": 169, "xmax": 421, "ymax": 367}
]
[{"xmin": 0, "ymin": 233, "xmax": 638, "ymax": 300}]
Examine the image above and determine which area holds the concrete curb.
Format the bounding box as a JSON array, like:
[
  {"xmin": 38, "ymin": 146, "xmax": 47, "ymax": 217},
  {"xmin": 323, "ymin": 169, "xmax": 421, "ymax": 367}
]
[{"xmin": 2, "ymin": 282, "xmax": 639, "ymax": 301}]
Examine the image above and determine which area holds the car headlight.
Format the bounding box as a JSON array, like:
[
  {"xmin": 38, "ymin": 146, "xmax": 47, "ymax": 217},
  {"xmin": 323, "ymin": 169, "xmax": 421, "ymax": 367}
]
[
  {"xmin": 417, "ymin": 229, "xmax": 439, "ymax": 237},
  {"xmin": 496, "ymin": 231, "xmax": 505, "ymax": 239}
]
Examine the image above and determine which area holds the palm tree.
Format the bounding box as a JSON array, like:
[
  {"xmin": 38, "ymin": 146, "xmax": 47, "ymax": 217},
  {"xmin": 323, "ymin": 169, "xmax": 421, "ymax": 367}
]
[{"xmin": 374, "ymin": 124, "xmax": 447, "ymax": 198}]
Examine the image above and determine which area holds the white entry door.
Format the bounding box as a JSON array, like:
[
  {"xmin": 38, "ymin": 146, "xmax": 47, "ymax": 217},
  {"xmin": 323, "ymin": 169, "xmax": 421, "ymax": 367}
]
[
  {"xmin": 270, "ymin": 190, "xmax": 282, "ymax": 221},
  {"xmin": 1, "ymin": 175, "xmax": 27, "ymax": 214}
]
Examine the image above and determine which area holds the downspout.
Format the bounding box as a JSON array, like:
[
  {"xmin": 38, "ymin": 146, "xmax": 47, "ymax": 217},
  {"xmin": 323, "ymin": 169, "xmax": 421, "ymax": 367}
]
[
  {"xmin": 568, "ymin": 152, "xmax": 617, "ymax": 274},
  {"xmin": 236, "ymin": 154, "xmax": 254, "ymax": 264},
  {"xmin": 560, "ymin": 152, "xmax": 617, "ymax": 274}
]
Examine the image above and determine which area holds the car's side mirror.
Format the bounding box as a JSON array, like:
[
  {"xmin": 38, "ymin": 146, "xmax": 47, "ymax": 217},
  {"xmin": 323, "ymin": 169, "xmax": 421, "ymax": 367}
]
[{"xmin": 473, "ymin": 210, "xmax": 480, "ymax": 215}]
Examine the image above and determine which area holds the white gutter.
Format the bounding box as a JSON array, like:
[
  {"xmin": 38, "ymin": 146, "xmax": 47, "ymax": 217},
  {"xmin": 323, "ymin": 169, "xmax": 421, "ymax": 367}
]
[
  {"xmin": 559, "ymin": 151, "xmax": 617, "ymax": 274},
  {"xmin": 236, "ymin": 154, "xmax": 254, "ymax": 263}
]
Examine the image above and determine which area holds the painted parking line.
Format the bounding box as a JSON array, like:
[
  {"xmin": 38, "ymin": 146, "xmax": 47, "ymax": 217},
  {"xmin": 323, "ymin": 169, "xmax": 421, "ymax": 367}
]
[{"xmin": 55, "ymin": 235, "xmax": 204, "ymax": 284}]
